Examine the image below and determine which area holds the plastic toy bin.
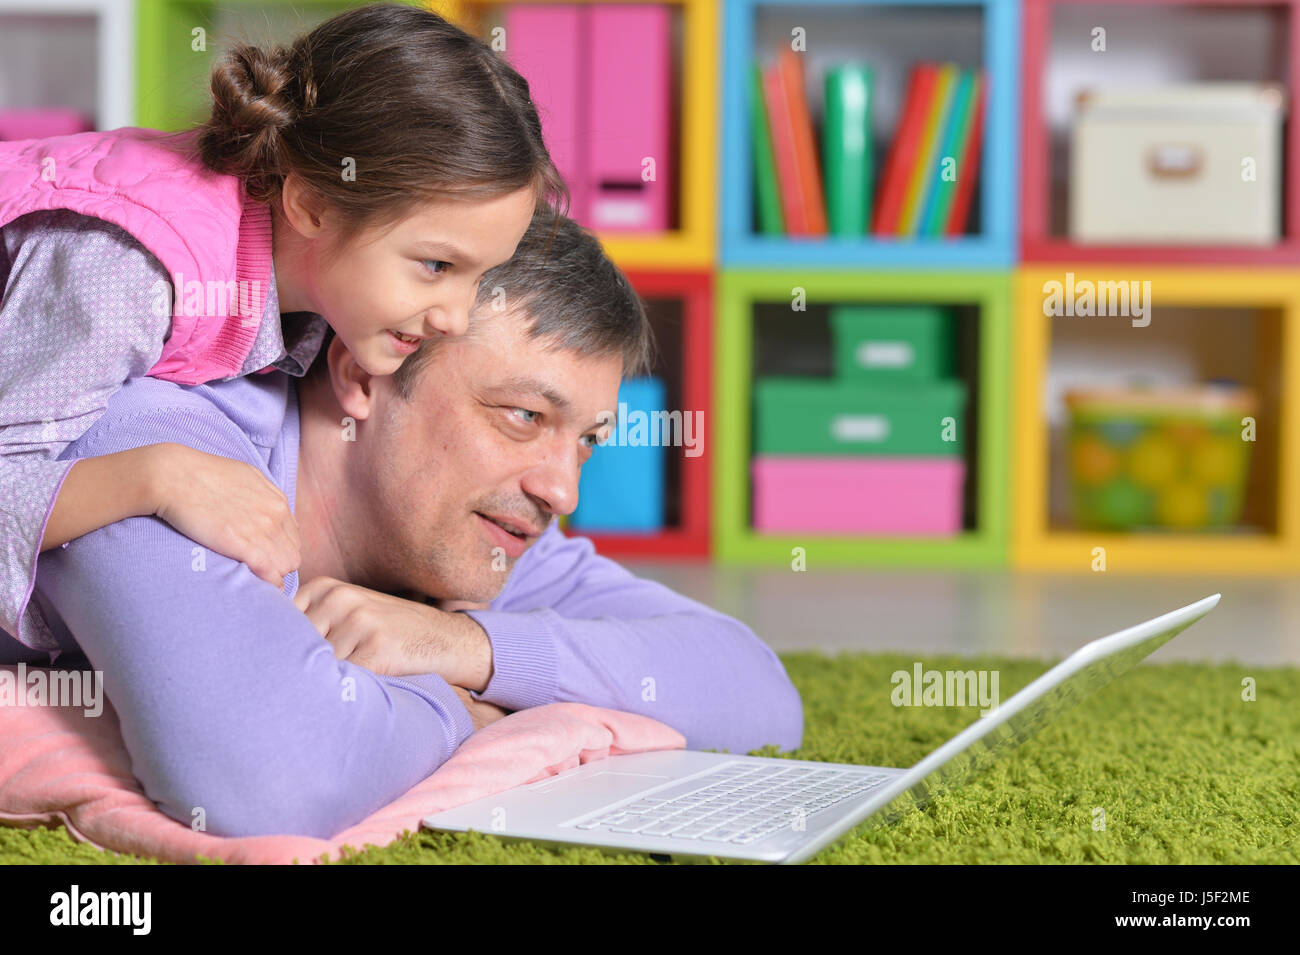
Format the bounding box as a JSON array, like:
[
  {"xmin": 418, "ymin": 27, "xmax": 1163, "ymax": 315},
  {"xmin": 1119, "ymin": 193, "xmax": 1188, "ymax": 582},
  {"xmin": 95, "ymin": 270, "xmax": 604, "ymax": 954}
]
[{"xmin": 1065, "ymin": 386, "xmax": 1256, "ymax": 530}]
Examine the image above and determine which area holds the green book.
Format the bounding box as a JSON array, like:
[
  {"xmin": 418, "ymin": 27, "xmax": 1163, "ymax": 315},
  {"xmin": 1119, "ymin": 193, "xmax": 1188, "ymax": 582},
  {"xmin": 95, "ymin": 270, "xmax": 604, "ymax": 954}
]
[
  {"xmin": 749, "ymin": 62, "xmax": 784, "ymax": 235},
  {"xmin": 922, "ymin": 69, "xmax": 975, "ymax": 237},
  {"xmin": 823, "ymin": 64, "xmax": 873, "ymax": 236}
]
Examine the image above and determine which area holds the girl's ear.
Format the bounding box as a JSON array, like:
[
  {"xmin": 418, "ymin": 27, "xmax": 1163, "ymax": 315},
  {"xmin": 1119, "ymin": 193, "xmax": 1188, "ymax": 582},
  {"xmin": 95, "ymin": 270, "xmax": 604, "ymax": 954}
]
[
  {"xmin": 280, "ymin": 171, "xmax": 325, "ymax": 234},
  {"xmin": 325, "ymin": 332, "xmax": 377, "ymax": 422}
]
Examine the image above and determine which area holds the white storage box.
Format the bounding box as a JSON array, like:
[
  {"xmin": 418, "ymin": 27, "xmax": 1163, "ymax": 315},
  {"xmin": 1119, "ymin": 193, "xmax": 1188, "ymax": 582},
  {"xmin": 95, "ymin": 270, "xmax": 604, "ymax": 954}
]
[{"xmin": 1070, "ymin": 83, "xmax": 1286, "ymax": 244}]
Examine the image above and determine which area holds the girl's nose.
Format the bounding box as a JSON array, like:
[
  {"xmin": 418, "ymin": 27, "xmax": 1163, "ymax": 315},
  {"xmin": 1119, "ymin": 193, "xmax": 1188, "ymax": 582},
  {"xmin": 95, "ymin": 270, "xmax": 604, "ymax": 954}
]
[{"xmin": 426, "ymin": 303, "xmax": 469, "ymax": 338}]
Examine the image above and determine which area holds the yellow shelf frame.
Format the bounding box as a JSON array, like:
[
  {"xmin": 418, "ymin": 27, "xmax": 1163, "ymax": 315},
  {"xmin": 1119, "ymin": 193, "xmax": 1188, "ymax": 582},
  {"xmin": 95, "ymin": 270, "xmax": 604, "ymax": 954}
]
[
  {"xmin": 428, "ymin": 0, "xmax": 717, "ymax": 270},
  {"xmin": 1012, "ymin": 266, "xmax": 1300, "ymax": 573}
]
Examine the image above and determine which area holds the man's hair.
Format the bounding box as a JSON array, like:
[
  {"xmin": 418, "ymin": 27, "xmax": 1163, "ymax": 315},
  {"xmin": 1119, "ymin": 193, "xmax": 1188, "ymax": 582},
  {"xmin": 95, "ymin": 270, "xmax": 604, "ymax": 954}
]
[{"xmin": 307, "ymin": 205, "xmax": 656, "ymax": 396}]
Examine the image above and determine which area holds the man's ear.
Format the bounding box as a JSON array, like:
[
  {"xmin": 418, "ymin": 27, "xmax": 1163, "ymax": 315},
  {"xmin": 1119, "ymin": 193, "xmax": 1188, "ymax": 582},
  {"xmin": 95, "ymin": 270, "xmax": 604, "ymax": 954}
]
[{"xmin": 325, "ymin": 333, "xmax": 379, "ymax": 422}]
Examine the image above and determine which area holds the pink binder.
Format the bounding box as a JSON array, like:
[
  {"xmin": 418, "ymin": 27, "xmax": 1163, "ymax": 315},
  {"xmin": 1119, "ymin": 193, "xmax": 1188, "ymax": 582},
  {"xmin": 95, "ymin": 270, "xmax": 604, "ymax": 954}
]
[
  {"xmin": 586, "ymin": 5, "xmax": 671, "ymax": 231},
  {"xmin": 503, "ymin": 5, "xmax": 588, "ymax": 222}
]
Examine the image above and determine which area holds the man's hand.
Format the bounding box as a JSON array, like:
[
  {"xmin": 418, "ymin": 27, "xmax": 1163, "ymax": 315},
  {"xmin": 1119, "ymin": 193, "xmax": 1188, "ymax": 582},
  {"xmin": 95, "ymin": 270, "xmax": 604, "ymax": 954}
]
[
  {"xmin": 451, "ymin": 685, "xmax": 511, "ymax": 732},
  {"xmin": 292, "ymin": 577, "xmax": 494, "ymax": 690}
]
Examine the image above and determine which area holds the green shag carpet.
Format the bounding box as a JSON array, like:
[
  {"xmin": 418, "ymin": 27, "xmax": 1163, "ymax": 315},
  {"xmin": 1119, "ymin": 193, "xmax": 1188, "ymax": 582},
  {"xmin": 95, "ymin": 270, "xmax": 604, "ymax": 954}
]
[{"xmin": 2, "ymin": 650, "xmax": 1297, "ymax": 865}]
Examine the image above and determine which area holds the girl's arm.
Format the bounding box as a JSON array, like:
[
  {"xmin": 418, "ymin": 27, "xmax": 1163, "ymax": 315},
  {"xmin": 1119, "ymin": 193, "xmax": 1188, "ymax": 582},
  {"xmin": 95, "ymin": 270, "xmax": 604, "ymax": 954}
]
[
  {"xmin": 39, "ymin": 442, "xmax": 301, "ymax": 590},
  {"xmin": 37, "ymin": 446, "xmax": 162, "ymax": 551},
  {"xmin": 0, "ymin": 209, "xmax": 294, "ymax": 650}
]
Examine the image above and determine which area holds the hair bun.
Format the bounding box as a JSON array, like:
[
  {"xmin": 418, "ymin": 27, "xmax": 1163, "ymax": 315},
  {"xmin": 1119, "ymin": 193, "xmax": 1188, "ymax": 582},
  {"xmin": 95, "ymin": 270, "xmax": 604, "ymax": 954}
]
[
  {"xmin": 212, "ymin": 43, "xmax": 298, "ymax": 133},
  {"xmin": 199, "ymin": 42, "xmax": 304, "ymax": 201}
]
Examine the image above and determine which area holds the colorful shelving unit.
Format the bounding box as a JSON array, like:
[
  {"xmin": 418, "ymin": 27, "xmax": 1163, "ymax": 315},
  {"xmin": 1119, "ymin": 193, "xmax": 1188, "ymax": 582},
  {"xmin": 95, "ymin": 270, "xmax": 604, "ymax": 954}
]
[
  {"xmin": 560, "ymin": 270, "xmax": 714, "ymax": 559},
  {"xmin": 436, "ymin": 0, "xmax": 717, "ymax": 271},
  {"xmin": 716, "ymin": 268, "xmax": 1011, "ymax": 567},
  {"xmin": 721, "ymin": 0, "xmax": 1022, "ymax": 268},
  {"xmin": 1020, "ymin": 0, "xmax": 1300, "ymax": 266},
  {"xmin": 1013, "ymin": 266, "xmax": 1300, "ymax": 572},
  {"xmin": 8, "ymin": 0, "xmax": 1300, "ymax": 573}
]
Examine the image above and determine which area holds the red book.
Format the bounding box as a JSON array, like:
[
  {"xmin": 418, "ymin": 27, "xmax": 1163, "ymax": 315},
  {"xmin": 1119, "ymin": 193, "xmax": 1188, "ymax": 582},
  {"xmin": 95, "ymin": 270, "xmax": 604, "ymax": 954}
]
[
  {"xmin": 945, "ymin": 71, "xmax": 986, "ymax": 236},
  {"xmin": 778, "ymin": 48, "xmax": 828, "ymax": 235},
  {"xmin": 872, "ymin": 63, "xmax": 937, "ymax": 235},
  {"xmin": 762, "ymin": 60, "xmax": 808, "ymax": 233}
]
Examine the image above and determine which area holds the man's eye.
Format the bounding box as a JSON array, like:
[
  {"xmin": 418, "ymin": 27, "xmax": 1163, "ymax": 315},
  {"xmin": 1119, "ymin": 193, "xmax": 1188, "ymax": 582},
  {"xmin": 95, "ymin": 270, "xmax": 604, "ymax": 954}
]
[
  {"xmin": 511, "ymin": 408, "xmax": 539, "ymax": 424},
  {"xmin": 421, "ymin": 259, "xmax": 451, "ymax": 276}
]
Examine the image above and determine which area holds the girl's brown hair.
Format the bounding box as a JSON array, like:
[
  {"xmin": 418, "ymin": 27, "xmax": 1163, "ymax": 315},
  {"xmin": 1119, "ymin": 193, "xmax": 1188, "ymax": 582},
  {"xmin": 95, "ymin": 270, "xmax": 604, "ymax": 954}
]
[{"xmin": 186, "ymin": 2, "xmax": 568, "ymax": 259}]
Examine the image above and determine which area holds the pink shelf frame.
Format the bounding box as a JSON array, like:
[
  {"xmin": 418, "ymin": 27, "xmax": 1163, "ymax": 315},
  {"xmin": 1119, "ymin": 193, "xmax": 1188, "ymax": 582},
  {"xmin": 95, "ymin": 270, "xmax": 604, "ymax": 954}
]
[{"xmin": 1019, "ymin": 0, "xmax": 1300, "ymax": 265}]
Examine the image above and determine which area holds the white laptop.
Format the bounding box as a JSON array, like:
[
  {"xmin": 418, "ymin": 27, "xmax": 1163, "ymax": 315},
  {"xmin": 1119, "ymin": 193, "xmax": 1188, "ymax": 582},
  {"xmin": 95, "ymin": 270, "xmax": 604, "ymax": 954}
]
[{"xmin": 422, "ymin": 594, "xmax": 1220, "ymax": 864}]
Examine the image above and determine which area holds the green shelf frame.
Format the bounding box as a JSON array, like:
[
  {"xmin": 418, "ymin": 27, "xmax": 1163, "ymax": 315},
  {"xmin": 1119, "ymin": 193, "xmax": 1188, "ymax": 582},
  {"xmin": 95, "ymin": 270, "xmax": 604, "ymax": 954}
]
[
  {"xmin": 714, "ymin": 269, "xmax": 1011, "ymax": 568},
  {"xmin": 135, "ymin": 0, "xmax": 424, "ymax": 132}
]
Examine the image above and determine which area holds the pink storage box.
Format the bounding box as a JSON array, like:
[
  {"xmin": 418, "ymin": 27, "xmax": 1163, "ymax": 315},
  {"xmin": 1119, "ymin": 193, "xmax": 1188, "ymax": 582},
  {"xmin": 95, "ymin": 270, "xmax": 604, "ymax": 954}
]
[
  {"xmin": 0, "ymin": 109, "xmax": 93, "ymax": 141},
  {"xmin": 752, "ymin": 455, "xmax": 966, "ymax": 535}
]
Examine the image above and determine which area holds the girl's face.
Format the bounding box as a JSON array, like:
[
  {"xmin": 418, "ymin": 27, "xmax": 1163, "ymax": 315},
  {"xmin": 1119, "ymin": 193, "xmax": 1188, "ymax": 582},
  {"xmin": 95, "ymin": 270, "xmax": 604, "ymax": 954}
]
[{"xmin": 277, "ymin": 181, "xmax": 539, "ymax": 377}]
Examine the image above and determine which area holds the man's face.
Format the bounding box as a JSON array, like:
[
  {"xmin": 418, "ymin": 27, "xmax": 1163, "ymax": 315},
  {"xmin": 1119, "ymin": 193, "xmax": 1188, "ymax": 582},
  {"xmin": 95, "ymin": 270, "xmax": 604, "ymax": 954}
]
[{"xmin": 353, "ymin": 309, "xmax": 623, "ymax": 602}]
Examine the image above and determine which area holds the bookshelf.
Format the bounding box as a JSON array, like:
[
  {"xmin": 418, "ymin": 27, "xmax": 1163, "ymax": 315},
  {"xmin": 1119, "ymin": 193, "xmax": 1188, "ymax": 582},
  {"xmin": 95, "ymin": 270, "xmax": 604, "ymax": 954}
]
[
  {"xmin": 434, "ymin": 0, "xmax": 718, "ymax": 270},
  {"xmin": 715, "ymin": 268, "xmax": 1011, "ymax": 567},
  {"xmin": 720, "ymin": 0, "xmax": 1021, "ymax": 268},
  {"xmin": 7, "ymin": 0, "xmax": 1300, "ymax": 573},
  {"xmin": 561, "ymin": 269, "xmax": 713, "ymax": 559},
  {"xmin": 1020, "ymin": 0, "xmax": 1300, "ymax": 265},
  {"xmin": 1013, "ymin": 267, "xmax": 1300, "ymax": 572}
]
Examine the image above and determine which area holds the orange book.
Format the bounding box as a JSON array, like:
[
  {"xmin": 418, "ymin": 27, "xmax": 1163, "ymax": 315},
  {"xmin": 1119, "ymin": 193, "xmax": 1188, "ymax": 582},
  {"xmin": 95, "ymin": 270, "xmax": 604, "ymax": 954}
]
[
  {"xmin": 778, "ymin": 48, "xmax": 828, "ymax": 235},
  {"xmin": 762, "ymin": 60, "xmax": 807, "ymax": 233}
]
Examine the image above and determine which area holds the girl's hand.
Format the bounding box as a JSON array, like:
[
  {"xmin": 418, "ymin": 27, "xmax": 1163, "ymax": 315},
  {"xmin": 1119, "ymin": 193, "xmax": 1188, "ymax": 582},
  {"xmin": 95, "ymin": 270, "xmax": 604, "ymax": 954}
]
[{"xmin": 148, "ymin": 442, "xmax": 301, "ymax": 590}]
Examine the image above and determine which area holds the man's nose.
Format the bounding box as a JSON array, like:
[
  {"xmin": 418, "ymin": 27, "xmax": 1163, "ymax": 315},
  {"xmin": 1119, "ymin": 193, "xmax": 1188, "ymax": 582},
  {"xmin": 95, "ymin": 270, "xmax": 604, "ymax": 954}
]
[{"xmin": 520, "ymin": 442, "xmax": 583, "ymax": 518}]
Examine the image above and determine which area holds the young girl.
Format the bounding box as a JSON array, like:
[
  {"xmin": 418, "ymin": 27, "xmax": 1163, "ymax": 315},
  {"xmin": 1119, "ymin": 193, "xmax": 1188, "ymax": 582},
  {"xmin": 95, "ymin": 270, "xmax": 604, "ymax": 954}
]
[{"xmin": 0, "ymin": 3, "xmax": 569, "ymax": 655}]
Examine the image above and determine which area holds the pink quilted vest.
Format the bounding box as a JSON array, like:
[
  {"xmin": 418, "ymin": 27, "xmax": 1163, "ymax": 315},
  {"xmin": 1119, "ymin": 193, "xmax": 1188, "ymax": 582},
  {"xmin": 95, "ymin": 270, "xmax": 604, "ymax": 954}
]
[{"xmin": 0, "ymin": 125, "xmax": 274, "ymax": 385}]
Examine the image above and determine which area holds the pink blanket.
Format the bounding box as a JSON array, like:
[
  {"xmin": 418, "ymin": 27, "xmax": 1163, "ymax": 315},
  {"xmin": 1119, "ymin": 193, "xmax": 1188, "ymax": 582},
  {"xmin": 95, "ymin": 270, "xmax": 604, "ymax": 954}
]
[{"xmin": 0, "ymin": 665, "xmax": 685, "ymax": 864}]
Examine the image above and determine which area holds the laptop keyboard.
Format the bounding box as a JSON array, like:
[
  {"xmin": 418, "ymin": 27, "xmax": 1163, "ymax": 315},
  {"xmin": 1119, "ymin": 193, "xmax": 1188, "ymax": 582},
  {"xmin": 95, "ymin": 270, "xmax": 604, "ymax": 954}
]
[{"xmin": 570, "ymin": 763, "xmax": 895, "ymax": 846}]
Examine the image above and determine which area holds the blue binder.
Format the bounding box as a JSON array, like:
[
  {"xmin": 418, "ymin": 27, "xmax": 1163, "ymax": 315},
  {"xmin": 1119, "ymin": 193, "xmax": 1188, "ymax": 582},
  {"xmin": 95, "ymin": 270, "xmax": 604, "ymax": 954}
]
[{"xmin": 570, "ymin": 377, "xmax": 667, "ymax": 532}]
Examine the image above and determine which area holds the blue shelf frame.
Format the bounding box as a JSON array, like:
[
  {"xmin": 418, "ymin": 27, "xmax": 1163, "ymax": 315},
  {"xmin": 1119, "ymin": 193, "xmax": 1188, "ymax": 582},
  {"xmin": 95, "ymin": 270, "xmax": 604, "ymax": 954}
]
[{"xmin": 720, "ymin": 0, "xmax": 1021, "ymax": 268}]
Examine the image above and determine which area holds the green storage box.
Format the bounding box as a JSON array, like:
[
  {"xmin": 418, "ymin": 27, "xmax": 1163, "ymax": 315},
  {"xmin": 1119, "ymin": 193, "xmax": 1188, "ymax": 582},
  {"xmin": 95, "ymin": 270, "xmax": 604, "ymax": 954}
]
[
  {"xmin": 830, "ymin": 305, "xmax": 955, "ymax": 381},
  {"xmin": 754, "ymin": 377, "xmax": 967, "ymax": 456}
]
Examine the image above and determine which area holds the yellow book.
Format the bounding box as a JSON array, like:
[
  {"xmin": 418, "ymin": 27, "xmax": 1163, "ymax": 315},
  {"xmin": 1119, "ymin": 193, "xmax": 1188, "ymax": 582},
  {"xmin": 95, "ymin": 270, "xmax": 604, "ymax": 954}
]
[{"xmin": 897, "ymin": 64, "xmax": 957, "ymax": 236}]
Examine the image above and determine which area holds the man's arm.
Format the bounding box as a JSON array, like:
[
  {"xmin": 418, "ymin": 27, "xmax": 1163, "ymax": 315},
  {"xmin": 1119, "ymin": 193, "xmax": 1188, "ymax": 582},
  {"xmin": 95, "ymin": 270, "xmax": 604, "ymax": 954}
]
[
  {"xmin": 33, "ymin": 398, "xmax": 475, "ymax": 840},
  {"xmin": 462, "ymin": 522, "xmax": 804, "ymax": 755}
]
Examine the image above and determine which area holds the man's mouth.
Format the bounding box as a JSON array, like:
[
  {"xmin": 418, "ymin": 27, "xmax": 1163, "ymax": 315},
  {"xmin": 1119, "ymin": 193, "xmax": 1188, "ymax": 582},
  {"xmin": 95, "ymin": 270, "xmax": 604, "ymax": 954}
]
[{"xmin": 475, "ymin": 512, "xmax": 530, "ymax": 538}]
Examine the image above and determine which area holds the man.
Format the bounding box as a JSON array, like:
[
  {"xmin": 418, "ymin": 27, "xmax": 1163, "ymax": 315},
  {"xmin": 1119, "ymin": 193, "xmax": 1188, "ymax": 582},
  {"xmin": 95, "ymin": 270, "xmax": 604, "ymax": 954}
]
[{"xmin": 1, "ymin": 209, "xmax": 803, "ymax": 839}]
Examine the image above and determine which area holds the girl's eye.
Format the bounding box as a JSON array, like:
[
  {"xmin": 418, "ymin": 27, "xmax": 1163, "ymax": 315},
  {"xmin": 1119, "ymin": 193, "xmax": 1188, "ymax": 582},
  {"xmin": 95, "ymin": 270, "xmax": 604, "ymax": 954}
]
[
  {"xmin": 421, "ymin": 259, "xmax": 451, "ymax": 276},
  {"xmin": 581, "ymin": 434, "xmax": 600, "ymax": 449}
]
